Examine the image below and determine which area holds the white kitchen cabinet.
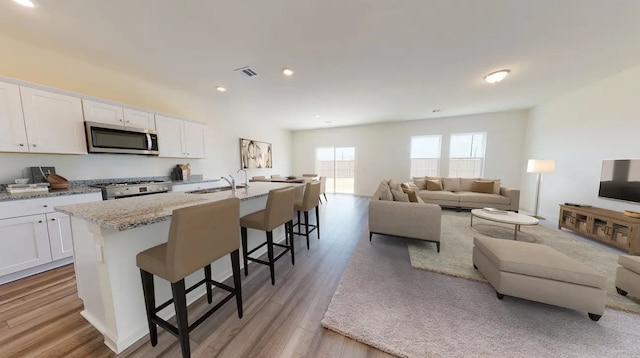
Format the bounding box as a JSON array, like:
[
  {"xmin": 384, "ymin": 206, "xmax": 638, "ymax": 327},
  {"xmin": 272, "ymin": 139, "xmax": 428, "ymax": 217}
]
[
  {"xmin": 0, "ymin": 192, "xmax": 102, "ymax": 283},
  {"xmin": 0, "ymin": 214, "xmax": 52, "ymax": 277},
  {"xmin": 155, "ymin": 115, "xmax": 206, "ymax": 159},
  {"xmin": 47, "ymin": 211, "xmax": 74, "ymax": 261},
  {"xmin": 0, "ymin": 81, "xmax": 29, "ymax": 153},
  {"xmin": 83, "ymin": 99, "xmax": 155, "ymax": 130},
  {"xmin": 20, "ymin": 86, "xmax": 87, "ymax": 154}
]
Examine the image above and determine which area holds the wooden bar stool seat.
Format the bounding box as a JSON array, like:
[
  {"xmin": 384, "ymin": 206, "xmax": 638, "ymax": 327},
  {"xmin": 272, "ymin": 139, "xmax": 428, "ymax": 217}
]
[
  {"xmin": 240, "ymin": 186, "xmax": 295, "ymax": 285},
  {"xmin": 293, "ymin": 181, "xmax": 321, "ymax": 249},
  {"xmin": 136, "ymin": 198, "xmax": 243, "ymax": 358}
]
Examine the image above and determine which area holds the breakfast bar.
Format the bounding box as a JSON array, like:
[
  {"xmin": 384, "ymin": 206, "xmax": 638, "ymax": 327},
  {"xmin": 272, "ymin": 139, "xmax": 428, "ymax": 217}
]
[{"xmin": 56, "ymin": 182, "xmax": 299, "ymax": 353}]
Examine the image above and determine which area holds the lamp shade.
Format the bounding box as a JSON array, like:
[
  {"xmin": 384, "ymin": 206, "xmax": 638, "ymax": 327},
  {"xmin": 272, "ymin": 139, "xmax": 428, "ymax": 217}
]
[{"xmin": 527, "ymin": 159, "xmax": 555, "ymax": 173}]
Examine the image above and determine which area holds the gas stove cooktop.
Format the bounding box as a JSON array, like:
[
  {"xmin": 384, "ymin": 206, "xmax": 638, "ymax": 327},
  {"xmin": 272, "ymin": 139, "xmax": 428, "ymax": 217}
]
[{"xmin": 89, "ymin": 181, "xmax": 172, "ymax": 200}]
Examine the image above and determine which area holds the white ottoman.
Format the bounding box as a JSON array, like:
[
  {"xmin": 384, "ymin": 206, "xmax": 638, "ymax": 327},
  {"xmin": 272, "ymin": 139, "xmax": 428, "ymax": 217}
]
[
  {"xmin": 616, "ymin": 255, "xmax": 640, "ymax": 298},
  {"xmin": 473, "ymin": 236, "xmax": 606, "ymax": 321}
]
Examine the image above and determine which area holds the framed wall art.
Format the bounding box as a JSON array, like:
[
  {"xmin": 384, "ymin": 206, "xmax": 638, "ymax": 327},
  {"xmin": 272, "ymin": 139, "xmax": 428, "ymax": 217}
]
[{"xmin": 240, "ymin": 138, "xmax": 272, "ymax": 169}]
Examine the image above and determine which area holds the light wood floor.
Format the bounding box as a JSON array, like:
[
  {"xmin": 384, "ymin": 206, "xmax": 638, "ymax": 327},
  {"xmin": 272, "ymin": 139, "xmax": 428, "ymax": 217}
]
[{"xmin": 0, "ymin": 194, "xmax": 394, "ymax": 358}]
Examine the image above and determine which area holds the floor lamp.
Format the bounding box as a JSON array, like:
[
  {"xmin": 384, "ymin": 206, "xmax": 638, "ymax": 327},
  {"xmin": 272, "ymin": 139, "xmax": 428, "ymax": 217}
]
[{"xmin": 527, "ymin": 159, "xmax": 555, "ymax": 219}]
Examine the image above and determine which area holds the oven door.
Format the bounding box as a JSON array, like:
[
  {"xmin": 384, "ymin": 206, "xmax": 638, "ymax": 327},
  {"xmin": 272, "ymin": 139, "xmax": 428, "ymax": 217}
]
[{"xmin": 85, "ymin": 121, "xmax": 159, "ymax": 155}]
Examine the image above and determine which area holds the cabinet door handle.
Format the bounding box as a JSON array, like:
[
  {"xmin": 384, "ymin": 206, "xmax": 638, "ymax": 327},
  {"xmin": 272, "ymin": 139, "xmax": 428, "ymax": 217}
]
[
  {"xmin": 38, "ymin": 220, "xmax": 43, "ymax": 223},
  {"xmin": 43, "ymin": 205, "xmax": 48, "ymax": 207},
  {"xmin": 126, "ymin": 120, "xmax": 130, "ymax": 123},
  {"xmin": 51, "ymin": 218, "xmax": 56, "ymax": 221},
  {"xmin": 19, "ymin": 143, "xmax": 25, "ymax": 147},
  {"xmin": 32, "ymin": 144, "xmax": 38, "ymax": 147}
]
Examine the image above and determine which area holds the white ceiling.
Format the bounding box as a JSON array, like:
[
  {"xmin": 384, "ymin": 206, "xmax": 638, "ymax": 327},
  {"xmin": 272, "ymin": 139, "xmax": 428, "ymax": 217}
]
[{"xmin": 1, "ymin": 0, "xmax": 640, "ymax": 130}]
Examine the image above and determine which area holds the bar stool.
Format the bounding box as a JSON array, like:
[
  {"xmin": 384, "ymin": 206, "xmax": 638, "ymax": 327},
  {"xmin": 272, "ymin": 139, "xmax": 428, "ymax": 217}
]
[
  {"xmin": 136, "ymin": 198, "xmax": 243, "ymax": 358},
  {"xmin": 293, "ymin": 181, "xmax": 321, "ymax": 249},
  {"xmin": 240, "ymin": 186, "xmax": 295, "ymax": 285},
  {"xmin": 319, "ymin": 176, "xmax": 327, "ymax": 203}
]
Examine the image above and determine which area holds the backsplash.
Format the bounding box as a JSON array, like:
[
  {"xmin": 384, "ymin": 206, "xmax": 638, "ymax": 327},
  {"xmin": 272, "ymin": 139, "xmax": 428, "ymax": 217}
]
[{"xmin": 0, "ymin": 175, "xmax": 206, "ymax": 191}]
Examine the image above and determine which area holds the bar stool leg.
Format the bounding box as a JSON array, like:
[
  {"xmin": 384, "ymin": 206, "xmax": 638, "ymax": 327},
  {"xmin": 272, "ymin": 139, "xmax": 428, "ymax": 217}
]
[
  {"xmin": 304, "ymin": 211, "xmax": 310, "ymax": 249},
  {"xmin": 315, "ymin": 206, "xmax": 320, "ymax": 240},
  {"xmin": 204, "ymin": 264, "xmax": 213, "ymax": 304},
  {"xmin": 140, "ymin": 269, "xmax": 158, "ymax": 346},
  {"xmin": 288, "ymin": 220, "xmax": 295, "ymax": 265},
  {"xmin": 241, "ymin": 227, "xmax": 249, "ymax": 276},
  {"xmin": 171, "ymin": 279, "xmax": 190, "ymax": 358},
  {"xmin": 230, "ymin": 250, "xmax": 243, "ymax": 318},
  {"xmin": 266, "ymin": 231, "xmax": 275, "ymax": 285}
]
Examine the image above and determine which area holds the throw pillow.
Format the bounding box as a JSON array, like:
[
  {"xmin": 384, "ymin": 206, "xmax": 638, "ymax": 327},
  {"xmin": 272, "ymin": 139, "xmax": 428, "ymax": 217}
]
[
  {"xmin": 426, "ymin": 179, "xmax": 442, "ymax": 191},
  {"xmin": 388, "ymin": 179, "xmax": 402, "ymax": 191},
  {"xmin": 374, "ymin": 181, "xmax": 394, "ymax": 201},
  {"xmin": 412, "ymin": 177, "xmax": 427, "ymax": 190},
  {"xmin": 380, "ymin": 186, "xmax": 393, "ymax": 201},
  {"xmin": 402, "ymin": 188, "xmax": 419, "ymax": 203},
  {"xmin": 391, "ymin": 188, "xmax": 409, "ymax": 202},
  {"xmin": 442, "ymin": 178, "xmax": 461, "ymax": 192},
  {"xmin": 471, "ymin": 180, "xmax": 494, "ymax": 194},
  {"xmin": 491, "ymin": 179, "xmax": 501, "ymax": 194}
]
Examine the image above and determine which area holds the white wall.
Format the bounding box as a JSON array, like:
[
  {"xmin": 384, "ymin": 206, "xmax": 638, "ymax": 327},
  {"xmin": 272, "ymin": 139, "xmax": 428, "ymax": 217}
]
[
  {"xmin": 524, "ymin": 64, "xmax": 640, "ymax": 221},
  {"xmin": 292, "ymin": 110, "xmax": 528, "ymax": 197},
  {"xmin": 0, "ymin": 34, "xmax": 291, "ymax": 183}
]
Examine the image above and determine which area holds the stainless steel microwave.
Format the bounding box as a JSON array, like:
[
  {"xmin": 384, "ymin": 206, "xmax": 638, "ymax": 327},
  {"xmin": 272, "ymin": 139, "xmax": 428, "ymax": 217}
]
[{"xmin": 85, "ymin": 121, "xmax": 159, "ymax": 155}]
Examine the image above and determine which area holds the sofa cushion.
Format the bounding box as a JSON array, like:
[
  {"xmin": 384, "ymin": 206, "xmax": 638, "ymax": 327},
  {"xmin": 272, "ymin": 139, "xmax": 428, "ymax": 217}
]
[
  {"xmin": 420, "ymin": 190, "xmax": 460, "ymax": 201},
  {"xmin": 413, "ymin": 177, "xmax": 427, "ymax": 190},
  {"xmin": 442, "ymin": 178, "xmax": 461, "ymax": 192},
  {"xmin": 460, "ymin": 178, "xmax": 480, "ymax": 191},
  {"xmin": 391, "ymin": 188, "xmax": 409, "ymax": 202},
  {"xmin": 426, "ymin": 176, "xmax": 443, "ymax": 187},
  {"xmin": 471, "ymin": 180, "xmax": 495, "ymax": 194},
  {"xmin": 619, "ymin": 255, "xmax": 640, "ymax": 275},
  {"xmin": 388, "ymin": 179, "xmax": 402, "ymax": 191},
  {"xmin": 403, "ymin": 188, "xmax": 419, "ymax": 203},
  {"xmin": 426, "ymin": 179, "xmax": 442, "ymax": 191},
  {"xmin": 474, "ymin": 237, "xmax": 606, "ymax": 288},
  {"xmin": 373, "ymin": 181, "xmax": 393, "ymax": 201},
  {"xmin": 490, "ymin": 179, "xmax": 501, "ymax": 195},
  {"xmin": 456, "ymin": 192, "xmax": 510, "ymax": 205}
]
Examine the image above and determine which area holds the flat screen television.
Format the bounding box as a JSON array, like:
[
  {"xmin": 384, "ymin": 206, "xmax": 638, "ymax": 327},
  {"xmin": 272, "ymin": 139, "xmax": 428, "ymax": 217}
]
[{"xmin": 599, "ymin": 159, "xmax": 640, "ymax": 203}]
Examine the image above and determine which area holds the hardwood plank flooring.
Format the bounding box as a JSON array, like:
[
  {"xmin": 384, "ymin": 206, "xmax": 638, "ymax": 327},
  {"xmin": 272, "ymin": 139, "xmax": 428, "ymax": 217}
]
[{"xmin": 0, "ymin": 194, "xmax": 394, "ymax": 358}]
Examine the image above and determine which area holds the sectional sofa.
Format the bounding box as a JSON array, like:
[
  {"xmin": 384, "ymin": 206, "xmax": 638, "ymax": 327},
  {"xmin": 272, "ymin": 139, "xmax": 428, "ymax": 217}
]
[{"xmin": 410, "ymin": 176, "xmax": 520, "ymax": 211}]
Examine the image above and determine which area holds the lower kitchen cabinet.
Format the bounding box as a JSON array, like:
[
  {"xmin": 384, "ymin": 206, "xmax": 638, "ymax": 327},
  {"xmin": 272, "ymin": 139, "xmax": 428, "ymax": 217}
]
[
  {"xmin": 0, "ymin": 214, "xmax": 52, "ymax": 277},
  {"xmin": 0, "ymin": 192, "xmax": 102, "ymax": 284}
]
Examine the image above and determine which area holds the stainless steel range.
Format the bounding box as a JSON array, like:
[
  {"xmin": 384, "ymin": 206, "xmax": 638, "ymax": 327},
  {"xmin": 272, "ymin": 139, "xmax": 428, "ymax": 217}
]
[{"xmin": 90, "ymin": 181, "xmax": 172, "ymax": 200}]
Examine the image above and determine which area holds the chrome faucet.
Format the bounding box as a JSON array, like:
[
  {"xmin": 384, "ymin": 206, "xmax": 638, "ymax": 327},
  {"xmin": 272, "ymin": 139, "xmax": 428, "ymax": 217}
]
[
  {"xmin": 221, "ymin": 175, "xmax": 236, "ymax": 196},
  {"xmin": 237, "ymin": 168, "xmax": 249, "ymax": 188}
]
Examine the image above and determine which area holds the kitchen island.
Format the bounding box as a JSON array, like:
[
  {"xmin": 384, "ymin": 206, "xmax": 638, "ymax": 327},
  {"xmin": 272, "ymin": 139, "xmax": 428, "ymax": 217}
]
[{"xmin": 56, "ymin": 182, "xmax": 300, "ymax": 353}]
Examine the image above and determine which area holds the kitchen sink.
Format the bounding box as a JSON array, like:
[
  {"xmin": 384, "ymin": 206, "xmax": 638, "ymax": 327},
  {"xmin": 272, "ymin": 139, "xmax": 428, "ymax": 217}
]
[{"xmin": 186, "ymin": 185, "xmax": 246, "ymax": 194}]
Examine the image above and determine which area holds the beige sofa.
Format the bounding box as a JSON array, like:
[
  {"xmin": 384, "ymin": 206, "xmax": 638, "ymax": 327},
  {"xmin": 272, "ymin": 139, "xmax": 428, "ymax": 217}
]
[
  {"xmin": 368, "ymin": 180, "xmax": 442, "ymax": 252},
  {"xmin": 411, "ymin": 177, "xmax": 520, "ymax": 211}
]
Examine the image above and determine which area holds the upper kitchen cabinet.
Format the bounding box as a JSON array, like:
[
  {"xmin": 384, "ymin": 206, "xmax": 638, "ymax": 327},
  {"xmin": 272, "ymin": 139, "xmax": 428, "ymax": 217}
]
[
  {"xmin": 83, "ymin": 99, "xmax": 155, "ymax": 130},
  {"xmin": 0, "ymin": 81, "xmax": 29, "ymax": 153},
  {"xmin": 20, "ymin": 87, "xmax": 87, "ymax": 154},
  {"xmin": 155, "ymin": 115, "xmax": 206, "ymax": 159}
]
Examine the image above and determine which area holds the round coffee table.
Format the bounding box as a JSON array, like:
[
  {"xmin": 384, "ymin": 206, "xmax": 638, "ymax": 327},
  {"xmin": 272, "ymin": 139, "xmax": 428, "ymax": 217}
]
[{"xmin": 470, "ymin": 209, "xmax": 539, "ymax": 240}]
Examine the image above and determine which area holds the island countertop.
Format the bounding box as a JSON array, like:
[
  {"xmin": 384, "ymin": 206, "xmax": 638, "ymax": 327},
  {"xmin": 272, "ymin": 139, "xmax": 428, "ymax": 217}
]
[{"xmin": 55, "ymin": 182, "xmax": 300, "ymax": 231}]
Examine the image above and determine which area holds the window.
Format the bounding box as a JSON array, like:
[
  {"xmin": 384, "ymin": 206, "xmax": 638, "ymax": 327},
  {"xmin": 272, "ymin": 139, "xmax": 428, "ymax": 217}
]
[
  {"xmin": 410, "ymin": 135, "xmax": 441, "ymax": 177},
  {"xmin": 449, "ymin": 132, "xmax": 486, "ymax": 177}
]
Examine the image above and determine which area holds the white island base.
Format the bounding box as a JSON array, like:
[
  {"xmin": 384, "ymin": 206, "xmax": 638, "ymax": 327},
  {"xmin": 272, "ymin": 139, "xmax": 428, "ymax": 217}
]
[{"xmin": 64, "ymin": 184, "xmax": 295, "ymax": 353}]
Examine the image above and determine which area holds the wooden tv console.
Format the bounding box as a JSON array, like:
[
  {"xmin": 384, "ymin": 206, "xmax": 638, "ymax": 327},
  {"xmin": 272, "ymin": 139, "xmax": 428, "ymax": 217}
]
[{"xmin": 558, "ymin": 204, "xmax": 640, "ymax": 254}]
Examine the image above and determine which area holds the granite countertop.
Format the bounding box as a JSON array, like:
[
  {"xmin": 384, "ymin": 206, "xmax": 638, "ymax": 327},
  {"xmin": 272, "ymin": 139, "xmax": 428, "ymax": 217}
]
[
  {"xmin": 56, "ymin": 182, "xmax": 302, "ymax": 231},
  {"xmin": 171, "ymin": 178, "xmax": 221, "ymax": 185},
  {"xmin": 0, "ymin": 186, "xmax": 102, "ymax": 202}
]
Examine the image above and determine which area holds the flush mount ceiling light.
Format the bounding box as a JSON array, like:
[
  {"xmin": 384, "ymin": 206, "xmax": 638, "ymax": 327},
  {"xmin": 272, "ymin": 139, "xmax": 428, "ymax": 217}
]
[
  {"xmin": 215, "ymin": 86, "xmax": 226, "ymax": 92},
  {"xmin": 12, "ymin": 0, "xmax": 37, "ymax": 7},
  {"xmin": 484, "ymin": 69, "xmax": 510, "ymax": 84},
  {"xmin": 282, "ymin": 68, "xmax": 294, "ymax": 76}
]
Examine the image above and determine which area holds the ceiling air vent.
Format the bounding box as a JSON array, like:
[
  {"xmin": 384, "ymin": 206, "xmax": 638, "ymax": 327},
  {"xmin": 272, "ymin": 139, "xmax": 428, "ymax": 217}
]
[{"xmin": 235, "ymin": 66, "xmax": 258, "ymax": 77}]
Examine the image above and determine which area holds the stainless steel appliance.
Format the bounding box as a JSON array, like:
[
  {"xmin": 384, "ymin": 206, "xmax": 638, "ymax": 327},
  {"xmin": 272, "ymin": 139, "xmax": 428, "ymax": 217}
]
[
  {"xmin": 85, "ymin": 121, "xmax": 159, "ymax": 155},
  {"xmin": 90, "ymin": 181, "xmax": 171, "ymax": 200}
]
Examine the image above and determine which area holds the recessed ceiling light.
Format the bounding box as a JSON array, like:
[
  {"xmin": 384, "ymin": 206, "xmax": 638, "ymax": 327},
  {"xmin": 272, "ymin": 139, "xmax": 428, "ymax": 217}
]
[
  {"xmin": 325, "ymin": 121, "xmax": 332, "ymax": 124},
  {"xmin": 215, "ymin": 86, "xmax": 226, "ymax": 92},
  {"xmin": 12, "ymin": 0, "xmax": 36, "ymax": 7},
  {"xmin": 314, "ymin": 114, "xmax": 321, "ymax": 118},
  {"xmin": 484, "ymin": 69, "xmax": 510, "ymax": 84},
  {"xmin": 282, "ymin": 68, "xmax": 294, "ymax": 76}
]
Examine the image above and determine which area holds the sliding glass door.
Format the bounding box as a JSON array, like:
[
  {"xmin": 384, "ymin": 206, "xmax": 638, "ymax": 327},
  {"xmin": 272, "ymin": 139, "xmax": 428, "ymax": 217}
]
[{"xmin": 316, "ymin": 147, "xmax": 355, "ymax": 194}]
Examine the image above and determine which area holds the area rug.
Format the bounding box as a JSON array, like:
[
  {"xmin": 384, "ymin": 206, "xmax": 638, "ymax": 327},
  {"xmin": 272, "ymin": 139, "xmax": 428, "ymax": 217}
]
[
  {"xmin": 321, "ymin": 234, "xmax": 640, "ymax": 358},
  {"xmin": 407, "ymin": 211, "xmax": 640, "ymax": 314}
]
